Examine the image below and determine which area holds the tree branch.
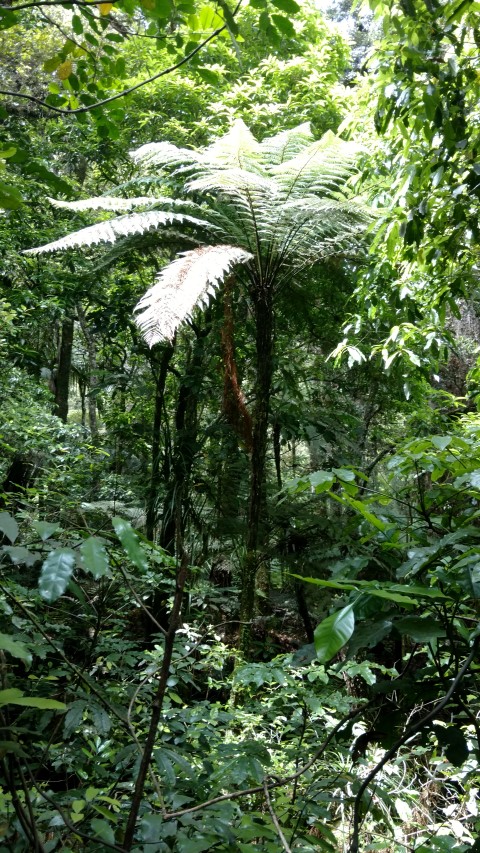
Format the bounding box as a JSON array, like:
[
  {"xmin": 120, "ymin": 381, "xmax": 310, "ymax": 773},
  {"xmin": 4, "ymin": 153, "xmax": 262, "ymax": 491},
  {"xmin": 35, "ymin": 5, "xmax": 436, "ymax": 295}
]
[
  {"xmin": 263, "ymin": 779, "xmax": 292, "ymax": 853},
  {"xmin": 0, "ymin": 4, "xmax": 241, "ymax": 115}
]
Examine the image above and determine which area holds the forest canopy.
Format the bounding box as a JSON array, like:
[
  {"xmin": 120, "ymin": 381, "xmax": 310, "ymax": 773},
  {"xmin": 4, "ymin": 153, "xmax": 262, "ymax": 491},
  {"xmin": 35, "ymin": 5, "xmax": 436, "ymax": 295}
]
[{"xmin": 1, "ymin": 0, "xmax": 480, "ymax": 850}]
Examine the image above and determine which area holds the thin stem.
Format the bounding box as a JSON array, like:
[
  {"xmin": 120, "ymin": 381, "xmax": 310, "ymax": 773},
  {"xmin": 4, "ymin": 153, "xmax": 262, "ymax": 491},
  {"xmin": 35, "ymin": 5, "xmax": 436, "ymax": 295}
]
[{"xmin": 263, "ymin": 779, "xmax": 292, "ymax": 853}]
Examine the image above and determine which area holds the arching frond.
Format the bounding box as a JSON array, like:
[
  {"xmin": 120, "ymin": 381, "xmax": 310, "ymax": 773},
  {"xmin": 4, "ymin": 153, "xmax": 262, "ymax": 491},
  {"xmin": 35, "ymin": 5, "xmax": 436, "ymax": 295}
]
[
  {"xmin": 24, "ymin": 211, "xmax": 214, "ymax": 255},
  {"xmin": 130, "ymin": 141, "xmax": 204, "ymax": 171},
  {"xmin": 205, "ymin": 120, "xmax": 263, "ymax": 171},
  {"xmin": 47, "ymin": 196, "xmax": 154, "ymax": 212},
  {"xmin": 259, "ymin": 123, "xmax": 314, "ymax": 164},
  {"xmin": 186, "ymin": 169, "xmax": 275, "ymax": 198},
  {"xmin": 134, "ymin": 245, "xmax": 253, "ymax": 346}
]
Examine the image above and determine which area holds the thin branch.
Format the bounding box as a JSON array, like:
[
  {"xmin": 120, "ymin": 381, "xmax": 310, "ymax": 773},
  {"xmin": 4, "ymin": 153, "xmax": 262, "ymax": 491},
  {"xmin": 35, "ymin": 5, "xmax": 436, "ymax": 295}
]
[
  {"xmin": 0, "ymin": 4, "xmax": 241, "ymax": 116},
  {"xmin": 263, "ymin": 779, "xmax": 292, "ymax": 853},
  {"xmin": 1, "ymin": 0, "xmax": 119, "ymax": 10}
]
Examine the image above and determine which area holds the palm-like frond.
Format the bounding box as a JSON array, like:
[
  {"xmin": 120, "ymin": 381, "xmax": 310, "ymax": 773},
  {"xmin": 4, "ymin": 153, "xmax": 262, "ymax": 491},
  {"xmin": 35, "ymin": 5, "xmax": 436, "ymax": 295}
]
[
  {"xmin": 134, "ymin": 245, "xmax": 253, "ymax": 345},
  {"xmin": 47, "ymin": 196, "xmax": 154, "ymax": 212},
  {"xmin": 24, "ymin": 120, "xmax": 370, "ymax": 345},
  {"xmin": 24, "ymin": 210, "xmax": 214, "ymax": 255}
]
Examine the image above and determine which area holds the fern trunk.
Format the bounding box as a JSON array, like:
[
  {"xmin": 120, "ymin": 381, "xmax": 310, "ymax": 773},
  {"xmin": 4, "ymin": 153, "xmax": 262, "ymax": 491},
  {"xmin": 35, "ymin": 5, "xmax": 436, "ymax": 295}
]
[
  {"xmin": 54, "ymin": 316, "xmax": 74, "ymax": 423},
  {"xmin": 240, "ymin": 289, "xmax": 274, "ymax": 651}
]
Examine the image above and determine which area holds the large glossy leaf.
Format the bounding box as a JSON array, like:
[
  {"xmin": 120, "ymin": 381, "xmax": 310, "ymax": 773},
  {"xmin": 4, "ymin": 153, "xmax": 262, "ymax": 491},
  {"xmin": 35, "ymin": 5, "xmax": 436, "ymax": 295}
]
[
  {"xmin": 0, "ymin": 512, "xmax": 18, "ymax": 543},
  {"xmin": 112, "ymin": 517, "xmax": 148, "ymax": 571},
  {"xmin": 314, "ymin": 604, "xmax": 355, "ymax": 664},
  {"xmin": 39, "ymin": 549, "xmax": 76, "ymax": 602},
  {"xmin": 80, "ymin": 536, "xmax": 109, "ymax": 579},
  {"xmin": 0, "ymin": 632, "xmax": 31, "ymax": 664},
  {"xmin": 395, "ymin": 616, "xmax": 446, "ymax": 642},
  {"xmin": 0, "ymin": 688, "xmax": 66, "ymax": 709},
  {"xmin": 32, "ymin": 520, "xmax": 61, "ymax": 541}
]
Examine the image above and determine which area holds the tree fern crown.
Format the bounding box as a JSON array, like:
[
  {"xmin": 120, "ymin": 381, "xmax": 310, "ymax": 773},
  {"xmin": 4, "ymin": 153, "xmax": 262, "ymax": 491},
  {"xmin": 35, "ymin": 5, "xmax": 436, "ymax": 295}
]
[{"xmin": 25, "ymin": 120, "xmax": 370, "ymax": 345}]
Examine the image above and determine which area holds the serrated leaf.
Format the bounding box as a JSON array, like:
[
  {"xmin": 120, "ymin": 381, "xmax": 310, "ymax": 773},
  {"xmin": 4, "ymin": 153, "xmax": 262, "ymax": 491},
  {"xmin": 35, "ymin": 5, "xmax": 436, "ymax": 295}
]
[
  {"xmin": 39, "ymin": 549, "xmax": 76, "ymax": 602},
  {"xmin": 0, "ymin": 633, "xmax": 31, "ymax": 664},
  {"xmin": 90, "ymin": 818, "xmax": 116, "ymax": 843},
  {"xmin": 80, "ymin": 536, "xmax": 109, "ymax": 579},
  {"xmin": 271, "ymin": 13, "xmax": 295, "ymax": 36},
  {"xmin": 0, "ymin": 512, "xmax": 18, "ymax": 543},
  {"xmin": 112, "ymin": 517, "xmax": 148, "ymax": 571},
  {"xmin": 32, "ymin": 520, "xmax": 61, "ymax": 541},
  {"xmin": 314, "ymin": 604, "xmax": 355, "ymax": 663},
  {"xmin": 43, "ymin": 55, "xmax": 62, "ymax": 72}
]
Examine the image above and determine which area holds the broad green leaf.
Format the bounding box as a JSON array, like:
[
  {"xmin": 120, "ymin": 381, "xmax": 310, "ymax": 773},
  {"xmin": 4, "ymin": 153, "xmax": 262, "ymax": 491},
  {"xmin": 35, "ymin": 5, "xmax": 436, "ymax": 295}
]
[
  {"xmin": 112, "ymin": 517, "xmax": 148, "ymax": 571},
  {"xmin": 314, "ymin": 605, "xmax": 355, "ymax": 664},
  {"xmin": 3, "ymin": 546, "xmax": 39, "ymax": 566},
  {"xmin": 80, "ymin": 536, "xmax": 109, "ymax": 579},
  {"xmin": 43, "ymin": 55, "xmax": 62, "ymax": 73},
  {"xmin": 430, "ymin": 435, "xmax": 452, "ymax": 451},
  {"xmin": 0, "ymin": 512, "xmax": 18, "ymax": 543},
  {"xmin": 432, "ymin": 725, "xmax": 468, "ymax": 767},
  {"xmin": 32, "ymin": 520, "xmax": 61, "ymax": 541},
  {"xmin": 39, "ymin": 549, "xmax": 76, "ymax": 601},
  {"xmin": 0, "ymin": 688, "xmax": 65, "ymax": 709},
  {"xmin": 0, "ymin": 633, "xmax": 31, "ymax": 664},
  {"xmin": 271, "ymin": 0, "xmax": 300, "ymax": 12},
  {"xmin": 342, "ymin": 496, "xmax": 390, "ymax": 532},
  {"xmin": 332, "ymin": 467, "xmax": 356, "ymax": 482},
  {"xmin": 294, "ymin": 575, "xmax": 427, "ymax": 605},
  {"xmin": 64, "ymin": 700, "xmax": 85, "ymax": 737},
  {"xmin": 90, "ymin": 818, "xmax": 116, "ymax": 843},
  {"xmin": 308, "ymin": 470, "xmax": 335, "ymax": 492},
  {"xmin": 91, "ymin": 706, "xmax": 111, "ymax": 735},
  {"xmin": 395, "ymin": 616, "xmax": 446, "ymax": 642},
  {"xmin": 271, "ymin": 13, "xmax": 295, "ymax": 36},
  {"xmin": 0, "ymin": 181, "xmax": 22, "ymax": 209}
]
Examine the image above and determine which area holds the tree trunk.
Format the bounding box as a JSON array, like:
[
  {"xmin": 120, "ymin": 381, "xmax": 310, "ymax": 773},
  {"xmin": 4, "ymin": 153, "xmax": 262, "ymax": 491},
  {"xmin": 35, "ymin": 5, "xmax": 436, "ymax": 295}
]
[
  {"xmin": 77, "ymin": 303, "xmax": 99, "ymax": 441},
  {"xmin": 145, "ymin": 344, "xmax": 174, "ymax": 542},
  {"xmin": 240, "ymin": 289, "xmax": 274, "ymax": 651},
  {"xmin": 54, "ymin": 317, "xmax": 74, "ymax": 423}
]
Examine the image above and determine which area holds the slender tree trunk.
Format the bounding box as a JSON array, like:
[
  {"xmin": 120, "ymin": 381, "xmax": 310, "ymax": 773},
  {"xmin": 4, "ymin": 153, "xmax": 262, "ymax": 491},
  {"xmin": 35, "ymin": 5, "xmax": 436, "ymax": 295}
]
[
  {"xmin": 145, "ymin": 344, "xmax": 174, "ymax": 542},
  {"xmin": 54, "ymin": 316, "xmax": 74, "ymax": 423},
  {"xmin": 240, "ymin": 289, "xmax": 274, "ymax": 651},
  {"xmin": 77, "ymin": 303, "xmax": 99, "ymax": 441},
  {"xmin": 160, "ymin": 322, "xmax": 209, "ymax": 554}
]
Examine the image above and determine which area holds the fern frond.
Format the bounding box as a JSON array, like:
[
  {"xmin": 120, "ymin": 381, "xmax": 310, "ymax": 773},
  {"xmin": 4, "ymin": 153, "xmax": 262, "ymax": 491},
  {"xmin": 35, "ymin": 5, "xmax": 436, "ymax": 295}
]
[
  {"xmin": 130, "ymin": 141, "xmax": 203, "ymax": 170},
  {"xmin": 24, "ymin": 211, "xmax": 214, "ymax": 255},
  {"xmin": 186, "ymin": 169, "xmax": 274, "ymax": 197},
  {"xmin": 259, "ymin": 123, "xmax": 313, "ymax": 164},
  {"xmin": 205, "ymin": 120, "xmax": 263, "ymax": 170},
  {"xmin": 46, "ymin": 196, "xmax": 154, "ymax": 212},
  {"xmin": 134, "ymin": 245, "xmax": 253, "ymax": 346}
]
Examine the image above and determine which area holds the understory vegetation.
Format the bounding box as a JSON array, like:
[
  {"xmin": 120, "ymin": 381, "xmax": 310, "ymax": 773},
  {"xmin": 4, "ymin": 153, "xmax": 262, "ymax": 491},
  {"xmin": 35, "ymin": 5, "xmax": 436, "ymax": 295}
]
[{"xmin": 1, "ymin": 0, "xmax": 480, "ymax": 849}]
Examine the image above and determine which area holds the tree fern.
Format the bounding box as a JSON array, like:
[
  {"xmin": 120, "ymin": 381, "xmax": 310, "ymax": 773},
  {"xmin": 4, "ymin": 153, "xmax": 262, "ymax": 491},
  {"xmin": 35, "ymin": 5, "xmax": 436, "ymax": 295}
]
[
  {"xmin": 135, "ymin": 245, "xmax": 253, "ymax": 345},
  {"xmin": 24, "ymin": 118, "xmax": 372, "ymax": 640}
]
